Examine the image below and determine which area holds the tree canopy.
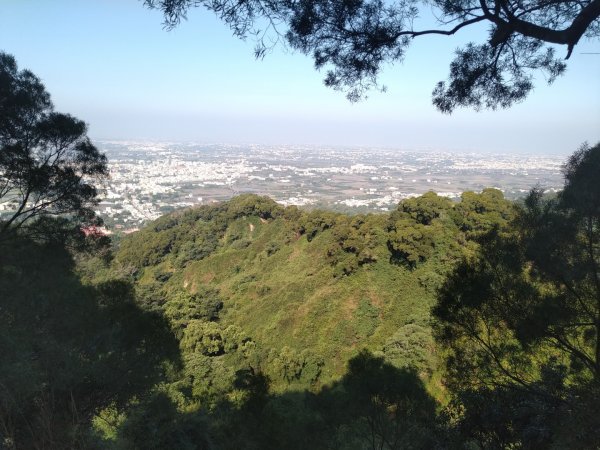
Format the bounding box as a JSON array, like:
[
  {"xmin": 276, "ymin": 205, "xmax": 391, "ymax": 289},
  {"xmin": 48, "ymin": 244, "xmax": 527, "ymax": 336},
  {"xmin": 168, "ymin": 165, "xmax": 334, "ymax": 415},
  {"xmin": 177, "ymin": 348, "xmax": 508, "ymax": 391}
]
[
  {"xmin": 433, "ymin": 142, "xmax": 600, "ymax": 446},
  {"xmin": 144, "ymin": 0, "xmax": 600, "ymax": 110},
  {"xmin": 0, "ymin": 237, "xmax": 179, "ymax": 449},
  {"xmin": 3, "ymin": 157, "xmax": 598, "ymax": 447},
  {"xmin": 0, "ymin": 52, "xmax": 107, "ymax": 242}
]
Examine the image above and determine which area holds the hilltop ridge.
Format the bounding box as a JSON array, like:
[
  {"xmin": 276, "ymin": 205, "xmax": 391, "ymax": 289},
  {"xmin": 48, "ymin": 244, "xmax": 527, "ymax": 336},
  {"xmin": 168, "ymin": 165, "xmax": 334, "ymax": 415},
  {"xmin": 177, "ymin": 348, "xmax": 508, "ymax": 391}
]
[{"xmin": 109, "ymin": 190, "xmax": 514, "ymax": 395}]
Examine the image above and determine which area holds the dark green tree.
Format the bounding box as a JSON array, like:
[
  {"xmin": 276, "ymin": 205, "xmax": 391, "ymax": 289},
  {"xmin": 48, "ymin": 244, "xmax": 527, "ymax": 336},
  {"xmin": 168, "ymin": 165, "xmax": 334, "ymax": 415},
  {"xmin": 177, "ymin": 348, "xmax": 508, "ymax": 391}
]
[
  {"xmin": 387, "ymin": 220, "xmax": 436, "ymax": 267},
  {"xmin": 451, "ymin": 188, "xmax": 516, "ymax": 237},
  {"xmin": 387, "ymin": 192, "xmax": 454, "ymax": 268},
  {"xmin": 0, "ymin": 52, "xmax": 107, "ymax": 242},
  {"xmin": 144, "ymin": 0, "xmax": 599, "ymax": 109},
  {"xmin": 116, "ymin": 392, "xmax": 212, "ymax": 450},
  {"xmin": 0, "ymin": 239, "xmax": 179, "ymax": 449},
  {"xmin": 433, "ymin": 142, "xmax": 600, "ymax": 447},
  {"xmin": 398, "ymin": 191, "xmax": 453, "ymax": 226},
  {"xmin": 165, "ymin": 288, "xmax": 224, "ymax": 333}
]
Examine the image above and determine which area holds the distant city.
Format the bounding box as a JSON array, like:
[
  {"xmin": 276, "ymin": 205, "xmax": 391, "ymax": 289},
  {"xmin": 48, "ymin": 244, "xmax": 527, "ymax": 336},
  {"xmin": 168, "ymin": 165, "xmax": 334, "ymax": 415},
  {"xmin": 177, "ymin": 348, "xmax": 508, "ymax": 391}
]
[{"xmin": 92, "ymin": 141, "xmax": 565, "ymax": 231}]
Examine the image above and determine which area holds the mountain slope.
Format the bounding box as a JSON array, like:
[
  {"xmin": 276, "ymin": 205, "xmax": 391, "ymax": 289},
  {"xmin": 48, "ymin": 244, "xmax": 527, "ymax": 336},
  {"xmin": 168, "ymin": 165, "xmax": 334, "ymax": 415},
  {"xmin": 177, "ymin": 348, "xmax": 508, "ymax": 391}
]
[{"xmin": 114, "ymin": 191, "xmax": 513, "ymax": 396}]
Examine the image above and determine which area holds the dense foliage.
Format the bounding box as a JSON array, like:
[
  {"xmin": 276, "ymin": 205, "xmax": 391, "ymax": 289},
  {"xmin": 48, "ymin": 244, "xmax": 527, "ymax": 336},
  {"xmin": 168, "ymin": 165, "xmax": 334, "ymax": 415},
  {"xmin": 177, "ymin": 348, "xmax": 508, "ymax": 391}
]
[
  {"xmin": 434, "ymin": 142, "xmax": 600, "ymax": 447},
  {"xmin": 0, "ymin": 238, "xmax": 177, "ymax": 448},
  {"xmin": 3, "ymin": 50, "xmax": 598, "ymax": 450},
  {"xmin": 2, "ymin": 140, "xmax": 599, "ymax": 448},
  {"xmin": 78, "ymin": 187, "xmax": 513, "ymax": 448},
  {"xmin": 0, "ymin": 52, "xmax": 107, "ymax": 243},
  {"xmin": 112, "ymin": 188, "xmax": 514, "ymax": 390}
]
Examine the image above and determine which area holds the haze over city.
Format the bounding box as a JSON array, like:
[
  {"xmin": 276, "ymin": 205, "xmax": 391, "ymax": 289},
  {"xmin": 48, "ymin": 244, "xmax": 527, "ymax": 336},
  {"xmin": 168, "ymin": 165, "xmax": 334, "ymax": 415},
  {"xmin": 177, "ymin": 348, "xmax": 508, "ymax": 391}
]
[
  {"xmin": 92, "ymin": 141, "xmax": 566, "ymax": 230},
  {"xmin": 1, "ymin": 0, "xmax": 598, "ymax": 154}
]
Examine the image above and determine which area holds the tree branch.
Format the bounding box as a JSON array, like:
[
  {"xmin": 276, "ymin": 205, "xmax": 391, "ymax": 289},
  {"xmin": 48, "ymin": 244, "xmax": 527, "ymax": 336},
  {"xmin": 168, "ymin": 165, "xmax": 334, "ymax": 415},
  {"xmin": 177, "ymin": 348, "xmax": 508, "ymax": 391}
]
[
  {"xmin": 489, "ymin": 0, "xmax": 600, "ymax": 58},
  {"xmin": 403, "ymin": 16, "xmax": 488, "ymax": 38}
]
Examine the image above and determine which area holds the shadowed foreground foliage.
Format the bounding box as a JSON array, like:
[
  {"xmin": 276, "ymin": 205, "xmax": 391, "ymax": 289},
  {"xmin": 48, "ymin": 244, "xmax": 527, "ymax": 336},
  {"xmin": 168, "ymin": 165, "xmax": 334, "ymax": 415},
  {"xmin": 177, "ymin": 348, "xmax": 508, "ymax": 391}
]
[
  {"xmin": 114, "ymin": 351, "xmax": 443, "ymax": 450},
  {"xmin": 0, "ymin": 237, "xmax": 179, "ymax": 449},
  {"xmin": 2, "ymin": 144, "xmax": 599, "ymax": 449},
  {"xmin": 434, "ymin": 142, "xmax": 600, "ymax": 448}
]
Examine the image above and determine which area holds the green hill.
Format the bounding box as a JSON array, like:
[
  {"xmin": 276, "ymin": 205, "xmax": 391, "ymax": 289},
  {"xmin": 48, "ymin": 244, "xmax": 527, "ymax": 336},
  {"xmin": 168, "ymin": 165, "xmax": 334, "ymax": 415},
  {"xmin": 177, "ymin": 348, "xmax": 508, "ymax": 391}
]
[
  {"xmin": 112, "ymin": 190, "xmax": 514, "ymax": 398},
  {"xmin": 5, "ymin": 144, "xmax": 599, "ymax": 449}
]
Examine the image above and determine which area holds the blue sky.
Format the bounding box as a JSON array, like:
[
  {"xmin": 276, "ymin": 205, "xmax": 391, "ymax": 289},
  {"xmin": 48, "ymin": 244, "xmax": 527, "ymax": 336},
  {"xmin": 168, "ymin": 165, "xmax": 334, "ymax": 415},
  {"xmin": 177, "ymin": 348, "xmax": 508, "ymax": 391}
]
[{"xmin": 1, "ymin": 0, "xmax": 598, "ymax": 154}]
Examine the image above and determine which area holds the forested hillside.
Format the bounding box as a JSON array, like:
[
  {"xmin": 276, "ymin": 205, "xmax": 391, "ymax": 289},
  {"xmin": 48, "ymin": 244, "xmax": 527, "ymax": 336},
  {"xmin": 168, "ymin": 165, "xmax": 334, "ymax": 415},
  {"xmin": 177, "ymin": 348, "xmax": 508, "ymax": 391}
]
[
  {"xmin": 2, "ymin": 144, "xmax": 599, "ymax": 448},
  {"xmin": 113, "ymin": 190, "xmax": 512, "ymax": 393},
  {"xmin": 1, "ymin": 35, "xmax": 598, "ymax": 449},
  {"xmin": 71, "ymin": 189, "xmax": 514, "ymax": 448},
  {"xmin": 109, "ymin": 190, "xmax": 513, "ymax": 397}
]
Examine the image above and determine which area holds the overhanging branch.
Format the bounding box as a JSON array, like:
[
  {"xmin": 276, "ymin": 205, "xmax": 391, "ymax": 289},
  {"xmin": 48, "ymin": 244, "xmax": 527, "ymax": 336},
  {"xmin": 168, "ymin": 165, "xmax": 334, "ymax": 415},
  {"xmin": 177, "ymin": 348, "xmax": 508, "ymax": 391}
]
[{"xmin": 489, "ymin": 0, "xmax": 600, "ymax": 58}]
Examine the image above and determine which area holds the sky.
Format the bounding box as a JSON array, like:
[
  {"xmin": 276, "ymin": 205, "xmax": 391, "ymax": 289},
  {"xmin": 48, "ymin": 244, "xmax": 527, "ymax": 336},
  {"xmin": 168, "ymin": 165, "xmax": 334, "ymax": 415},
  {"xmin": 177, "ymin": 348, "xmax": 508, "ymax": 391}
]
[{"xmin": 1, "ymin": 0, "xmax": 599, "ymax": 155}]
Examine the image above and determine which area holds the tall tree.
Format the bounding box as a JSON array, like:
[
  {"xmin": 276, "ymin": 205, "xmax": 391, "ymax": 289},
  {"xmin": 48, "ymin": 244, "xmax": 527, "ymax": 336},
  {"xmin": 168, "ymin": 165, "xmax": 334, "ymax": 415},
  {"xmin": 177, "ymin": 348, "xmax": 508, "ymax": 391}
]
[
  {"xmin": 433, "ymin": 142, "xmax": 600, "ymax": 447},
  {"xmin": 0, "ymin": 239, "xmax": 179, "ymax": 449},
  {"xmin": 144, "ymin": 0, "xmax": 600, "ymax": 110},
  {"xmin": 0, "ymin": 52, "xmax": 107, "ymax": 242}
]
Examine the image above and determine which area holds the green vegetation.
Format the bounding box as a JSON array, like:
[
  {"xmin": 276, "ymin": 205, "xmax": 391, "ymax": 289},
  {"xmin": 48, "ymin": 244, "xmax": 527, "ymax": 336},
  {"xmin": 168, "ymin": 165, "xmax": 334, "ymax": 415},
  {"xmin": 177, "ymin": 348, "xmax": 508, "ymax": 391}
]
[
  {"xmin": 72, "ymin": 187, "xmax": 515, "ymax": 448},
  {"xmin": 433, "ymin": 143, "xmax": 600, "ymax": 447},
  {"xmin": 2, "ymin": 50, "xmax": 598, "ymax": 450},
  {"xmin": 112, "ymin": 189, "xmax": 511, "ymax": 395},
  {"xmin": 0, "ymin": 238, "xmax": 177, "ymax": 448},
  {"xmin": 2, "ymin": 138, "xmax": 599, "ymax": 448},
  {"xmin": 0, "ymin": 52, "xmax": 108, "ymax": 244}
]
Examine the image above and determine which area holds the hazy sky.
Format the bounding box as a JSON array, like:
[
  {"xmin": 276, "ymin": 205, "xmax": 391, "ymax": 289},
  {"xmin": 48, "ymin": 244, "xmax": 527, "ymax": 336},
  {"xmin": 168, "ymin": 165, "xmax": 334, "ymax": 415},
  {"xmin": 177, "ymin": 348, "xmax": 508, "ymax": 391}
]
[{"xmin": 1, "ymin": 0, "xmax": 599, "ymax": 154}]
